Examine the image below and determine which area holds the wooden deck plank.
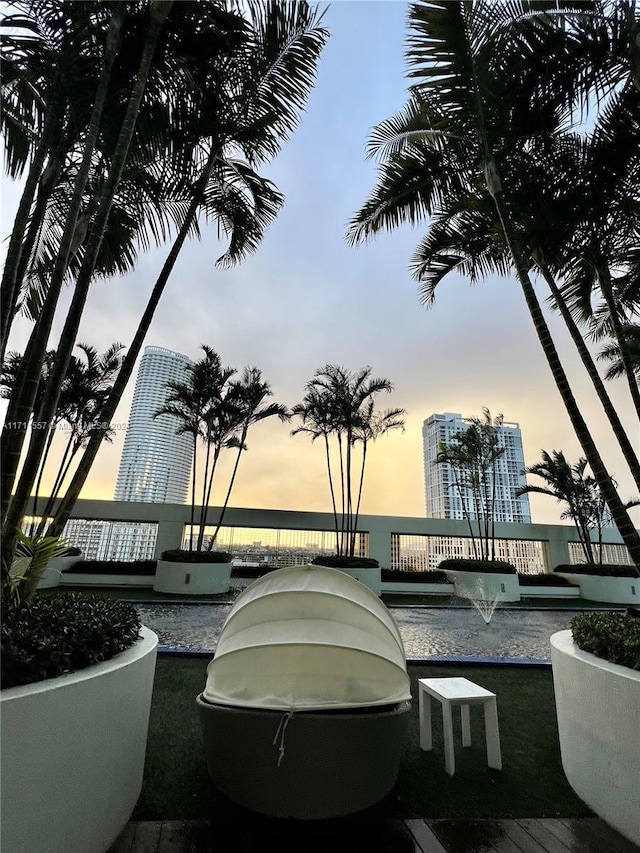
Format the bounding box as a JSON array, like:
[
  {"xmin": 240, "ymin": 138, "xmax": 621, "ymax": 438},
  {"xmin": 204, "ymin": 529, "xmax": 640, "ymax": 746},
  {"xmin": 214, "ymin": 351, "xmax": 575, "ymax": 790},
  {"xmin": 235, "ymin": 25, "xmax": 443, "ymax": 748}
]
[
  {"xmin": 485, "ymin": 823, "xmax": 526, "ymax": 853},
  {"xmin": 406, "ymin": 819, "xmax": 448, "ymax": 853},
  {"xmin": 428, "ymin": 819, "xmax": 506, "ymax": 853},
  {"xmin": 108, "ymin": 821, "xmax": 136, "ymax": 853},
  {"xmin": 517, "ymin": 819, "xmax": 573, "ymax": 853},
  {"xmin": 559, "ymin": 818, "xmax": 640, "ymax": 853},
  {"xmin": 499, "ymin": 821, "xmax": 549, "ymax": 853},
  {"xmin": 158, "ymin": 821, "xmax": 193, "ymax": 853},
  {"xmin": 130, "ymin": 821, "xmax": 163, "ymax": 853}
]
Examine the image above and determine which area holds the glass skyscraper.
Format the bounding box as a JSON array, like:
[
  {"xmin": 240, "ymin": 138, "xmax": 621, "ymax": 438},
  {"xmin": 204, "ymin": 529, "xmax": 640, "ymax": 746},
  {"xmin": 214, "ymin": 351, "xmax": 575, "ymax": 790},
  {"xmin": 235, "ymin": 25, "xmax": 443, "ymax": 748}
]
[{"xmin": 114, "ymin": 346, "xmax": 193, "ymax": 503}]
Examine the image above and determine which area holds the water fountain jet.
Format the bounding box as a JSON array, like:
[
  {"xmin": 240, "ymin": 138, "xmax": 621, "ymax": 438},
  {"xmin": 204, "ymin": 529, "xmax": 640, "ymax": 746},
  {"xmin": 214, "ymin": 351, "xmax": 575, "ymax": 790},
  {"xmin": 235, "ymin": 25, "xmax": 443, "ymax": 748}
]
[{"xmin": 454, "ymin": 578, "xmax": 504, "ymax": 624}]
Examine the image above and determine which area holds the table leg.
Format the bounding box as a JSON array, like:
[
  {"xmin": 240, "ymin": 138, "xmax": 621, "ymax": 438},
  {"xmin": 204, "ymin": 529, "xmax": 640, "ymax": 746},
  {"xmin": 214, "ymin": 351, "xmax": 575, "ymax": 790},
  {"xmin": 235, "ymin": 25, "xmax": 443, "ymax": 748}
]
[
  {"xmin": 442, "ymin": 702, "xmax": 455, "ymax": 775},
  {"xmin": 419, "ymin": 685, "xmax": 433, "ymax": 751},
  {"xmin": 460, "ymin": 703, "xmax": 471, "ymax": 747},
  {"xmin": 483, "ymin": 698, "xmax": 502, "ymax": 770}
]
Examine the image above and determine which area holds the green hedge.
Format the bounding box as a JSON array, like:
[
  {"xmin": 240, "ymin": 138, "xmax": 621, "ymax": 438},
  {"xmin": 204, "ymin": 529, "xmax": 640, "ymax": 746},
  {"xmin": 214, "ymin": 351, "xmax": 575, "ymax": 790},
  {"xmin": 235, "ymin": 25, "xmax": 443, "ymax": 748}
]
[
  {"xmin": 553, "ymin": 563, "xmax": 639, "ymax": 578},
  {"xmin": 439, "ymin": 558, "xmax": 517, "ymax": 575},
  {"xmin": 571, "ymin": 612, "xmax": 640, "ymax": 670},
  {"xmin": 68, "ymin": 560, "xmax": 157, "ymax": 575},
  {"xmin": 517, "ymin": 573, "xmax": 578, "ymax": 587},
  {"xmin": 1, "ymin": 592, "xmax": 142, "ymax": 688},
  {"xmin": 381, "ymin": 569, "xmax": 451, "ymax": 584},
  {"xmin": 160, "ymin": 549, "xmax": 232, "ymax": 563},
  {"xmin": 311, "ymin": 555, "xmax": 379, "ymax": 569}
]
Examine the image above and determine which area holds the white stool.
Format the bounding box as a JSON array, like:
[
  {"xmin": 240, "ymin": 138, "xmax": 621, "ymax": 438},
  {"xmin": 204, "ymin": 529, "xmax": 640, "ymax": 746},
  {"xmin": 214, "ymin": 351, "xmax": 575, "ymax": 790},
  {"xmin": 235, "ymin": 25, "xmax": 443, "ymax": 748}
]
[{"xmin": 418, "ymin": 676, "xmax": 502, "ymax": 776}]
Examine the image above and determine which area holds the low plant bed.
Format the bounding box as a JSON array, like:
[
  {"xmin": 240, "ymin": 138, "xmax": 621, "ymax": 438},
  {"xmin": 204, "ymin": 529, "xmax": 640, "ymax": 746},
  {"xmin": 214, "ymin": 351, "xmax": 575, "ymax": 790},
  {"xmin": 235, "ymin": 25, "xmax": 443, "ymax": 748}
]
[
  {"xmin": 553, "ymin": 563, "xmax": 639, "ymax": 578},
  {"xmin": 517, "ymin": 573, "xmax": 578, "ymax": 587},
  {"xmin": 160, "ymin": 549, "xmax": 232, "ymax": 563},
  {"xmin": 439, "ymin": 559, "xmax": 517, "ymax": 574},
  {"xmin": 232, "ymin": 565, "xmax": 278, "ymax": 580},
  {"xmin": 1, "ymin": 592, "xmax": 142, "ymax": 688},
  {"xmin": 311, "ymin": 555, "xmax": 379, "ymax": 569},
  {"xmin": 381, "ymin": 569, "xmax": 450, "ymax": 584},
  {"xmin": 570, "ymin": 612, "xmax": 640, "ymax": 670},
  {"xmin": 66, "ymin": 559, "xmax": 157, "ymax": 575}
]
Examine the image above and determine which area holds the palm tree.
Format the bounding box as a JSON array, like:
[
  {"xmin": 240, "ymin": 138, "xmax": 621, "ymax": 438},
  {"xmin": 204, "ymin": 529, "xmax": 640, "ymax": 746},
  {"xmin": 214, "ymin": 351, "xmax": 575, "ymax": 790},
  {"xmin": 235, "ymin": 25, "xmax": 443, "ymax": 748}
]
[
  {"xmin": 33, "ymin": 342, "xmax": 125, "ymax": 534},
  {"xmin": 347, "ymin": 0, "xmax": 640, "ymax": 567},
  {"xmin": 434, "ymin": 408, "xmax": 505, "ymax": 561},
  {"xmin": 155, "ymin": 346, "xmax": 239, "ymax": 553},
  {"xmin": 208, "ymin": 367, "xmax": 290, "ymax": 547},
  {"xmin": 1, "ymin": 1, "xmax": 175, "ymax": 571},
  {"xmin": 598, "ymin": 324, "xmax": 640, "ymax": 380},
  {"xmin": 351, "ymin": 400, "xmax": 406, "ymax": 556},
  {"xmin": 45, "ymin": 1, "xmax": 328, "ymax": 542},
  {"xmin": 292, "ymin": 365, "xmax": 405, "ymax": 558},
  {"xmin": 517, "ymin": 451, "xmax": 640, "ymax": 566}
]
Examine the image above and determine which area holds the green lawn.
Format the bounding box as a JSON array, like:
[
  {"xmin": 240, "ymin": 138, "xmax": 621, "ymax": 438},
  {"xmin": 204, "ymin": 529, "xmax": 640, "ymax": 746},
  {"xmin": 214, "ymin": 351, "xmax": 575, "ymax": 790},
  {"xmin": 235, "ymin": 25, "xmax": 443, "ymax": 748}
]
[{"xmin": 134, "ymin": 656, "xmax": 590, "ymax": 823}]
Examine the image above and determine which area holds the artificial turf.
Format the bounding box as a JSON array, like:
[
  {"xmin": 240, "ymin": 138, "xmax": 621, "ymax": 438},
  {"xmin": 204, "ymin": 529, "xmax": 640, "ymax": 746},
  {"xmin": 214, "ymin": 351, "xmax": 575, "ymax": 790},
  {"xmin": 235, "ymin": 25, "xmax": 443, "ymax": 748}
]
[{"xmin": 133, "ymin": 656, "xmax": 591, "ymax": 823}]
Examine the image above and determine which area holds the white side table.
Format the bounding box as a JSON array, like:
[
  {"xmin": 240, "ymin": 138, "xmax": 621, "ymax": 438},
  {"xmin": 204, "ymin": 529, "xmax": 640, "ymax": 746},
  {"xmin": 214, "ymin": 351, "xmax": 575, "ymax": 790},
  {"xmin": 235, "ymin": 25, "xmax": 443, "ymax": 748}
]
[{"xmin": 418, "ymin": 676, "xmax": 502, "ymax": 776}]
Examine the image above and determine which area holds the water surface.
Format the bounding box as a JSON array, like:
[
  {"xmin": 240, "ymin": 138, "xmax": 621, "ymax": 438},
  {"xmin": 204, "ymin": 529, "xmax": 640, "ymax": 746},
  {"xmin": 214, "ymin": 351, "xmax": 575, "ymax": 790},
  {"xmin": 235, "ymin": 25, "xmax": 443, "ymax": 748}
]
[{"xmin": 136, "ymin": 603, "xmax": 576, "ymax": 661}]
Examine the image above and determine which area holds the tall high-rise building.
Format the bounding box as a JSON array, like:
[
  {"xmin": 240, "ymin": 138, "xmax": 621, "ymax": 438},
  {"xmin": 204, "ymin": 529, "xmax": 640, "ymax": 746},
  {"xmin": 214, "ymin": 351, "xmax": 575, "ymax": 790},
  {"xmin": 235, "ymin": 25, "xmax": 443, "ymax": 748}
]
[
  {"xmin": 422, "ymin": 412, "xmax": 531, "ymax": 523},
  {"xmin": 115, "ymin": 346, "xmax": 193, "ymax": 503}
]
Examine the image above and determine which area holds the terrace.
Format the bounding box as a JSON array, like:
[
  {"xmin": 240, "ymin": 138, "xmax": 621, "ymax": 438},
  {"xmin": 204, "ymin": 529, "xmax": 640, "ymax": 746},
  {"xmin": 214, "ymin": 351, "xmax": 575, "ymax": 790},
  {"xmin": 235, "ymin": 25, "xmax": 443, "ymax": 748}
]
[{"xmin": 25, "ymin": 499, "xmax": 640, "ymax": 853}]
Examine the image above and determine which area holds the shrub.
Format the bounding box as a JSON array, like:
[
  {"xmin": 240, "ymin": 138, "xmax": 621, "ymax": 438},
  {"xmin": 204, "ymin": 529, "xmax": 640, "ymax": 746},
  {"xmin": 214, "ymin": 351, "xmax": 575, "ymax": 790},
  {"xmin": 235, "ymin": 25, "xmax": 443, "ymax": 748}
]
[
  {"xmin": 517, "ymin": 573, "xmax": 578, "ymax": 587},
  {"xmin": 553, "ymin": 563, "xmax": 639, "ymax": 578},
  {"xmin": 1, "ymin": 592, "xmax": 142, "ymax": 689},
  {"xmin": 381, "ymin": 569, "xmax": 451, "ymax": 584},
  {"xmin": 160, "ymin": 549, "xmax": 232, "ymax": 563},
  {"xmin": 439, "ymin": 558, "xmax": 517, "ymax": 575},
  {"xmin": 571, "ymin": 612, "xmax": 640, "ymax": 670},
  {"xmin": 68, "ymin": 560, "xmax": 157, "ymax": 575},
  {"xmin": 311, "ymin": 555, "xmax": 379, "ymax": 569},
  {"xmin": 232, "ymin": 564, "xmax": 278, "ymax": 579}
]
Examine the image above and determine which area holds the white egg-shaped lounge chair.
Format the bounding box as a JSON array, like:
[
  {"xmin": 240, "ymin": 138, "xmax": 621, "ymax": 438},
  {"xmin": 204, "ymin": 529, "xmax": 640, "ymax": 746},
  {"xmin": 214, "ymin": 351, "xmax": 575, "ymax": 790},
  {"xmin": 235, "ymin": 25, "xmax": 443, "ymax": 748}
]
[{"xmin": 196, "ymin": 564, "xmax": 412, "ymax": 818}]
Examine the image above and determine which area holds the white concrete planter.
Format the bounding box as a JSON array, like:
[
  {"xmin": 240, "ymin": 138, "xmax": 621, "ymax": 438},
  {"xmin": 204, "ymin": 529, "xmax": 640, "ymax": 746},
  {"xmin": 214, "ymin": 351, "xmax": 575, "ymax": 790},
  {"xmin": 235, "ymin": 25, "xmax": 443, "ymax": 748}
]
[
  {"xmin": 313, "ymin": 564, "xmax": 382, "ymax": 595},
  {"xmin": 62, "ymin": 572, "xmax": 154, "ymax": 587},
  {"xmin": 551, "ymin": 630, "xmax": 640, "ymax": 844},
  {"xmin": 381, "ymin": 581, "xmax": 453, "ymax": 595},
  {"xmin": 0, "ymin": 626, "xmax": 158, "ymax": 853},
  {"xmin": 154, "ymin": 559, "xmax": 232, "ymax": 595},
  {"xmin": 519, "ymin": 585, "xmax": 580, "ymax": 598},
  {"xmin": 555, "ymin": 573, "xmax": 639, "ymax": 604},
  {"xmin": 443, "ymin": 569, "xmax": 520, "ymax": 602},
  {"xmin": 37, "ymin": 555, "xmax": 84, "ymax": 590}
]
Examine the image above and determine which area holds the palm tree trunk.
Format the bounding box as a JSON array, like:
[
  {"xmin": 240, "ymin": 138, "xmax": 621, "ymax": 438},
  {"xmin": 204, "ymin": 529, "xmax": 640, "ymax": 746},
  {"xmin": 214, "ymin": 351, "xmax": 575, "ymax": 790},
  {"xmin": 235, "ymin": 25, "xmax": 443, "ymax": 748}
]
[
  {"xmin": 597, "ymin": 262, "xmax": 640, "ymax": 421},
  {"xmin": 353, "ymin": 441, "xmax": 368, "ymax": 556},
  {"xmin": 0, "ymin": 4, "xmax": 127, "ymax": 557},
  {"xmin": 3, "ymin": 3, "xmax": 172, "ymax": 563},
  {"xmin": 189, "ymin": 435, "xmax": 197, "ymax": 551},
  {"xmin": 0, "ymin": 87, "xmax": 64, "ymax": 361},
  {"xmin": 539, "ymin": 263, "xmax": 640, "ymax": 490},
  {"xmin": 490, "ymin": 180, "xmax": 640, "ymax": 567},
  {"xmin": 47, "ymin": 144, "xmax": 219, "ymax": 540},
  {"xmin": 323, "ymin": 434, "xmax": 340, "ymax": 554},
  {"xmin": 200, "ymin": 447, "xmax": 221, "ymax": 551},
  {"xmin": 210, "ymin": 425, "xmax": 249, "ymax": 546}
]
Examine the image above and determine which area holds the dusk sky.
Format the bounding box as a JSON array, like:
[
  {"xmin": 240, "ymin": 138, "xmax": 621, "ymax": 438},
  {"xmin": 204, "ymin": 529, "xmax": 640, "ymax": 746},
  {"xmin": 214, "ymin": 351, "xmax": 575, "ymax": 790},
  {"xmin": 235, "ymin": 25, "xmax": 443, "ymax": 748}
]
[{"xmin": 2, "ymin": 1, "xmax": 638, "ymax": 527}]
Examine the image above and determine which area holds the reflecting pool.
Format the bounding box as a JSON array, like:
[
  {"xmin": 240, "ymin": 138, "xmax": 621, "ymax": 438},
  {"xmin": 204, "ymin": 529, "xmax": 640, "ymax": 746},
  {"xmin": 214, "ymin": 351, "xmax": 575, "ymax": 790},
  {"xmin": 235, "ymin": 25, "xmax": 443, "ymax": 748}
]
[{"xmin": 135, "ymin": 603, "xmax": 578, "ymax": 661}]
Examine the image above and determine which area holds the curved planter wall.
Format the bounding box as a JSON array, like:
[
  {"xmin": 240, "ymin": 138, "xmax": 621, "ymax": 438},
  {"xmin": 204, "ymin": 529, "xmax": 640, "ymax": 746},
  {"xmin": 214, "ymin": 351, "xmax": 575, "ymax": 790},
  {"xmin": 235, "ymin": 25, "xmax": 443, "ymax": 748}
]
[
  {"xmin": 550, "ymin": 630, "xmax": 640, "ymax": 844},
  {"xmin": 154, "ymin": 559, "xmax": 232, "ymax": 595},
  {"xmin": 1, "ymin": 626, "xmax": 158, "ymax": 853},
  {"xmin": 314, "ymin": 564, "xmax": 382, "ymax": 595},
  {"xmin": 555, "ymin": 573, "xmax": 639, "ymax": 604},
  {"xmin": 442, "ymin": 569, "xmax": 520, "ymax": 602}
]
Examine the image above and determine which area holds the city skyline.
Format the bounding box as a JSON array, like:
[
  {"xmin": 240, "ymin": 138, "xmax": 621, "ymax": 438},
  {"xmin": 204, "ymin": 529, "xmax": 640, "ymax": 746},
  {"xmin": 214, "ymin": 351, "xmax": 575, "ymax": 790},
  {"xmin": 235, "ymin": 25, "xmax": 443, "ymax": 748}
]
[{"xmin": 2, "ymin": 2, "xmax": 638, "ymax": 530}]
